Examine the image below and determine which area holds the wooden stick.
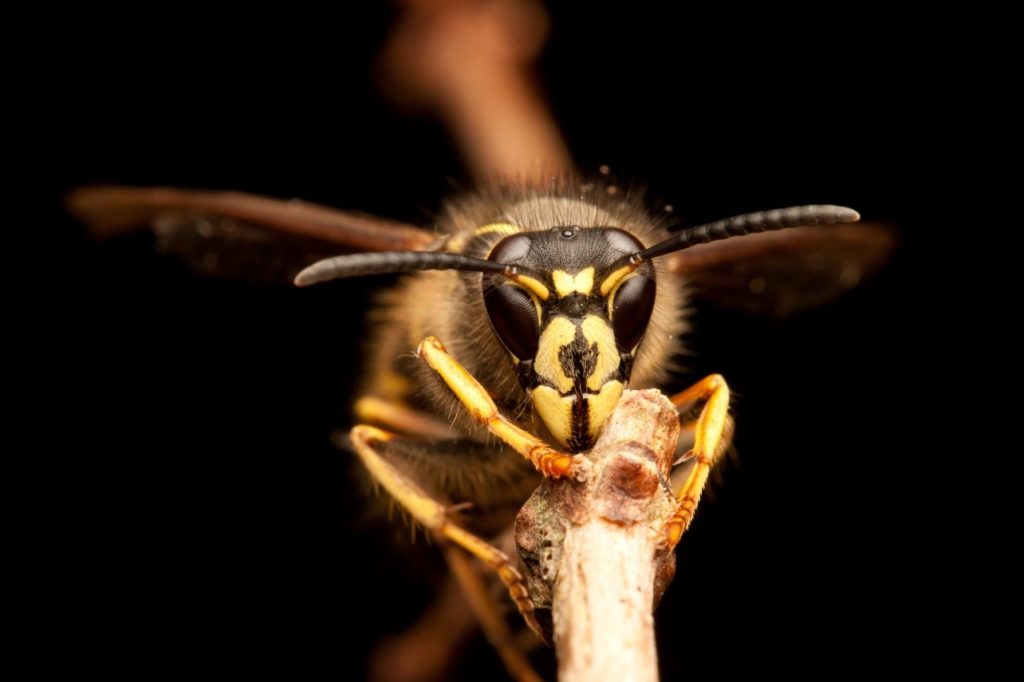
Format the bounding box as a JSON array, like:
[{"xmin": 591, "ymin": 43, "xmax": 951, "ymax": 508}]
[{"xmin": 515, "ymin": 390, "xmax": 681, "ymax": 682}]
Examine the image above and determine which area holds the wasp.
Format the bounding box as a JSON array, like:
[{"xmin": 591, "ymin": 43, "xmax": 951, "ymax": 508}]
[{"xmin": 68, "ymin": 180, "xmax": 892, "ymax": 676}]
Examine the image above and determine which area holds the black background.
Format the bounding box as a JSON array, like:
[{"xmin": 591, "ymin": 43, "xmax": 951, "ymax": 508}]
[{"xmin": 36, "ymin": 4, "xmax": 1014, "ymax": 679}]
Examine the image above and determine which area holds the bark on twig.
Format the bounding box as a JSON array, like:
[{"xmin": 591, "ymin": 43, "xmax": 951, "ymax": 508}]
[{"xmin": 515, "ymin": 390, "xmax": 680, "ymax": 682}]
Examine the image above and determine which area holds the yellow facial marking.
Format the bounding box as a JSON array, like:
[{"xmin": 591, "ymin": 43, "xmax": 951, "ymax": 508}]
[
  {"xmin": 586, "ymin": 380, "xmax": 624, "ymax": 442},
  {"xmin": 530, "ymin": 385, "xmax": 573, "ymax": 448},
  {"xmin": 599, "ymin": 264, "xmax": 637, "ymax": 296},
  {"xmin": 534, "ymin": 317, "xmax": 577, "ymax": 393},
  {"xmin": 510, "ymin": 273, "xmax": 550, "ymax": 301},
  {"xmin": 474, "ymin": 222, "xmax": 520, "ymax": 237},
  {"xmin": 552, "ymin": 267, "xmax": 595, "ymax": 298},
  {"xmin": 581, "ymin": 315, "xmax": 621, "ymax": 391}
]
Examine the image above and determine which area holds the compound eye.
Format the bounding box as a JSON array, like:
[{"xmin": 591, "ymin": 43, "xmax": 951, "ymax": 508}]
[
  {"xmin": 604, "ymin": 228, "xmax": 645, "ymax": 255},
  {"xmin": 488, "ymin": 233, "xmax": 532, "ymax": 264},
  {"xmin": 484, "ymin": 284, "xmax": 539, "ymax": 360},
  {"xmin": 610, "ymin": 276, "xmax": 656, "ymax": 353}
]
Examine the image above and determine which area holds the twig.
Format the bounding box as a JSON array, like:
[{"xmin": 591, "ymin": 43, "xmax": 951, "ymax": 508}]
[
  {"xmin": 377, "ymin": 0, "xmax": 573, "ymax": 183},
  {"xmin": 515, "ymin": 390, "xmax": 680, "ymax": 682}
]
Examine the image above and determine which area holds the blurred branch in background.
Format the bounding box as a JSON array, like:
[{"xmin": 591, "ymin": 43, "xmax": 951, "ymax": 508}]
[{"xmin": 377, "ymin": 0, "xmax": 572, "ymax": 183}]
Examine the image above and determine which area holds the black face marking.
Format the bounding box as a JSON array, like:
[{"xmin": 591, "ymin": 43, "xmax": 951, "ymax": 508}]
[
  {"xmin": 558, "ymin": 325, "xmax": 598, "ymax": 394},
  {"xmin": 557, "ymin": 317, "xmax": 596, "ymax": 451},
  {"xmin": 568, "ymin": 397, "xmax": 591, "ymax": 452}
]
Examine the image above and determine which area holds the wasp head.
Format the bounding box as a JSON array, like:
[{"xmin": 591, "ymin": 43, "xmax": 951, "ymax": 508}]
[
  {"xmin": 295, "ymin": 199, "xmax": 859, "ymax": 452},
  {"xmin": 483, "ymin": 226, "xmax": 656, "ymax": 452}
]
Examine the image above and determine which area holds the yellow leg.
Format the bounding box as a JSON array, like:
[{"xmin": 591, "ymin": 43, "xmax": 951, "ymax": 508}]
[
  {"xmin": 349, "ymin": 424, "xmax": 543, "ymax": 636},
  {"xmin": 354, "ymin": 395, "xmax": 456, "ymax": 440},
  {"xmin": 417, "ymin": 336, "xmax": 587, "ymax": 480},
  {"xmin": 663, "ymin": 374, "xmax": 732, "ymax": 550}
]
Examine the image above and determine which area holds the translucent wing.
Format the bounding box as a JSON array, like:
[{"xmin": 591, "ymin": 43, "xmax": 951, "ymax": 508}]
[
  {"xmin": 66, "ymin": 186, "xmax": 437, "ymax": 282},
  {"xmin": 663, "ymin": 222, "xmax": 895, "ymax": 317}
]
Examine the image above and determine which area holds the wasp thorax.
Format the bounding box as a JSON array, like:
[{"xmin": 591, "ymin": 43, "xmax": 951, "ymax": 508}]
[{"xmin": 482, "ymin": 226, "xmax": 657, "ymax": 452}]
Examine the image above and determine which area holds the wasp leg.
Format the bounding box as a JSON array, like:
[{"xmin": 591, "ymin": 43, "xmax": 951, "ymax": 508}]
[
  {"xmin": 444, "ymin": 544, "xmax": 542, "ymax": 682},
  {"xmin": 349, "ymin": 424, "xmax": 543, "ymax": 637},
  {"xmin": 663, "ymin": 374, "xmax": 733, "ymax": 550},
  {"xmin": 417, "ymin": 336, "xmax": 585, "ymax": 480},
  {"xmin": 369, "ymin": 541, "xmax": 540, "ymax": 682},
  {"xmin": 354, "ymin": 395, "xmax": 456, "ymax": 440}
]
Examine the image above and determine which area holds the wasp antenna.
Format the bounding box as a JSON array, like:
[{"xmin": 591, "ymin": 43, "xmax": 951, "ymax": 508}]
[
  {"xmin": 636, "ymin": 204, "xmax": 861, "ymax": 262},
  {"xmin": 294, "ymin": 251, "xmax": 510, "ymax": 286}
]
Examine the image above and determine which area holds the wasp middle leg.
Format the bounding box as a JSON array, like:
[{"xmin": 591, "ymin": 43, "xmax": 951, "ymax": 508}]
[
  {"xmin": 348, "ymin": 424, "xmax": 542, "ymax": 641},
  {"xmin": 662, "ymin": 374, "xmax": 734, "ymax": 550},
  {"xmin": 354, "ymin": 395, "xmax": 456, "ymax": 440}
]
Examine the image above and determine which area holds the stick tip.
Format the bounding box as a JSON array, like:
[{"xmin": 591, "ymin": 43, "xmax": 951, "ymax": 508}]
[{"xmin": 293, "ymin": 264, "xmax": 319, "ymax": 287}]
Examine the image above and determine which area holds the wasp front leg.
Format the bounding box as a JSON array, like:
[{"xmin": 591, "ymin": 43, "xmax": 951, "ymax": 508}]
[
  {"xmin": 663, "ymin": 374, "xmax": 734, "ymax": 550},
  {"xmin": 417, "ymin": 336, "xmax": 588, "ymax": 480}
]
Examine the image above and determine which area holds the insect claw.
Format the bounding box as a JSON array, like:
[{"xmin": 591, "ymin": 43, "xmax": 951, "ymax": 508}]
[
  {"xmin": 569, "ymin": 455, "xmax": 592, "ymax": 482},
  {"xmin": 416, "ymin": 336, "xmax": 447, "ymax": 358}
]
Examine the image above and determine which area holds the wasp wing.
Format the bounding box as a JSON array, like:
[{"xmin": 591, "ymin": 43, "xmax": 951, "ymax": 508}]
[
  {"xmin": 663, "ymin": 222, "xmax": 895, "ymax": 317},
  {"xmin": 66, "ymin": 186, "xmax": 437, "ymax": 282}
]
